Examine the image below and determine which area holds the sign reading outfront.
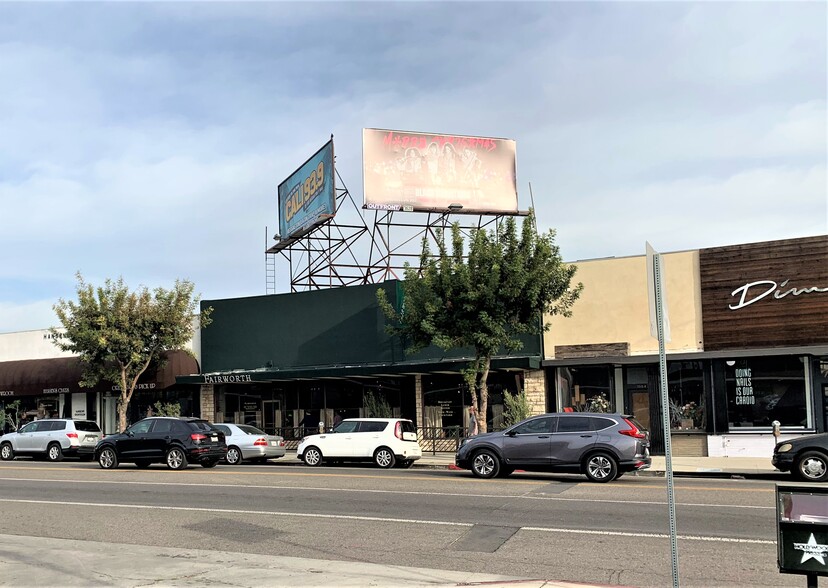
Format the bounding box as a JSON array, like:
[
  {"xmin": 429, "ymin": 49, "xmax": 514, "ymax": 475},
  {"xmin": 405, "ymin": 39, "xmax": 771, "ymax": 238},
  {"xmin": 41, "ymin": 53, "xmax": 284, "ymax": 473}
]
[
  {"xmin": 362, "ymin": 128, "xmax": 517, "ymax": 213},
  {"xmin": 278, "ymin": 139, "xmax": 336, "ymax": 240},
  {"xmin": 699, "ymin": 236, "xmax": 828, "ymax": 351}
]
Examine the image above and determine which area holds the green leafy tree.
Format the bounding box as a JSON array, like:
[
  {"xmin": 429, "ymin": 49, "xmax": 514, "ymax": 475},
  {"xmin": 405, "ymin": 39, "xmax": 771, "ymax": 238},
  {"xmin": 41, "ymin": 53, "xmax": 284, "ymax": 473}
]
[
  {"xmin": 51, "ymin": 273, "xmax": 211, "ymax": 432},
  {"xmin": 503, "ymin": 389, "xmax": 533, "ymax": 428},
  {"xmin": 1, "ymin": 400, "xmax": 22, "ymax": 431},
  {"xmin": 153, "ymin": 401, "xmax": 181, "ymax": 417},
  {"xmin": 378, "ymin": 210, "xmax": 582, "ymax": 433}
]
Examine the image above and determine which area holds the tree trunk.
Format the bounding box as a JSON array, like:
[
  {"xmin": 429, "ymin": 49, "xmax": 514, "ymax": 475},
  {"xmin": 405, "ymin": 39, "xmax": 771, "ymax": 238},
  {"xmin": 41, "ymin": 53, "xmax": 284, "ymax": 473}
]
[
  {"xmin": 477, "ymin": 356, "xmax": 491, "ymax": 433},
  {"xmin": 118, "ymin": 369, "xmax": 130, "ymax": 433}
]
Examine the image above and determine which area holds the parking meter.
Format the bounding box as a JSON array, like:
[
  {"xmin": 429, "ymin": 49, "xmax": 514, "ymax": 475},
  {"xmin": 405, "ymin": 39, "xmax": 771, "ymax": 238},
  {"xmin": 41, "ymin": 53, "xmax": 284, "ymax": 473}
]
[
  {"xmin": 773, "ymin": 420, "xmax": 782, "ymax": 441},
  {"xmin": 776, "ymin": 484, "xmax": 828, "ymax": 587},
  {"xmin": 318, "ymin": 421, "xmax": 325, "ymax": 434}
]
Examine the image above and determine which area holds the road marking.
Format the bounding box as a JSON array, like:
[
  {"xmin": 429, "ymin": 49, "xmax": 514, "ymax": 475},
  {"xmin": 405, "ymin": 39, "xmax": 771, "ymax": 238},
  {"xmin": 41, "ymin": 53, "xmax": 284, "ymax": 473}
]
[
  {"xmin": 0, "ymin": 497, "xmax": 775, "ymax": 545},
  {"xmin": 0, "ymin": 477, "xmax": 775, "ymax": 510}
]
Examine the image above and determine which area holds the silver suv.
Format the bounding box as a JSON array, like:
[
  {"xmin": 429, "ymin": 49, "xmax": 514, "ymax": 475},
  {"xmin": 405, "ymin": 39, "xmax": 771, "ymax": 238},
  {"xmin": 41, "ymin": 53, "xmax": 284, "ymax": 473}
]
[
  {"xmin": 455, "ymin": 413, "xmax": 651, "ymax": 482},
  {"xmin": 0, "ymin": 419, "xmax": 103, "ymax": 462}
]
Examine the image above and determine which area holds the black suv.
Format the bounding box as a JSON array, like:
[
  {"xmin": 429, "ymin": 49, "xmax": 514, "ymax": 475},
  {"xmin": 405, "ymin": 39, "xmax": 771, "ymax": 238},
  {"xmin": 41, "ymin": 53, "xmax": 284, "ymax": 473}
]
[{"xmin": 95, "ymin": 417, "xmax": 227, "ymax": 470}]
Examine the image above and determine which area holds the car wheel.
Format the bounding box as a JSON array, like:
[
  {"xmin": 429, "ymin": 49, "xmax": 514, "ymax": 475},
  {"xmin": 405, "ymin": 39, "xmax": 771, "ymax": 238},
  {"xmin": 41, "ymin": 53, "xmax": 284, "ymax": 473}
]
[
  {"xmin": 796, "ymin": 451, "xmax": 828, "ymax": 483},
  {"xmin": 134, "ymin": 460, "xmax": 151, "ymax": 469},
  {"xmin": 471, "ymin": 449, "xmax": 501, "ymax": 479},
  {"xmin": 584, "ymin": 452, "xmax": 618, "ymax": 483},
  {"xmin": 166, "ymin": 447, "xmax": 188, "ymax": 470},
  {"xmin": 46, "ymin": 443, "xmax": 63, "ymax": 462},
  {"xmin": 201, "ymin": 459, "xmax": 219, "ymax": 468},
  {"xmin": 374, "ymin": 446, "xmax": 396, "ymax": 469},
  {"xmin": 0, "ymin": 443, "xmax": 14, "ymax": 461},
  {"xmin": 225, "ymin": 446, "xmax": 243, "ymax": 465},
  {"xmin": 303, "ymin": 446, "xmax": 323, "ymax": 466},
  {"xmin": 98, "ymin": 447, "xmax": 119, "ymax": 470}
]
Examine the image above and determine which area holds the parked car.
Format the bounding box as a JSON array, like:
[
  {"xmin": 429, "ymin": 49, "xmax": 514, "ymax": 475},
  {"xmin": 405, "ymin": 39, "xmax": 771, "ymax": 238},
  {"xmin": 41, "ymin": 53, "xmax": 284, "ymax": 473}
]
[
  {"xmin": 772, "ymin": 432, "xmax": 828, "ymax": 483},
  {"xmin": 297, "ymin": 418, "xmax": 422, "ymax": 468},
  {"xmin": 212, "ymin": 423, "xmax": 286, "ymax": 465},
  {"xmin": 94, "ymin": 417, "xmax": 226, "ymax": 470},
  {"xmin": 454, "ymin": 413, "xmax": 651, "ymax": 483},
  {"xmin": 0, "ymin": 419, "xmax": 102, "ymax": 462}
]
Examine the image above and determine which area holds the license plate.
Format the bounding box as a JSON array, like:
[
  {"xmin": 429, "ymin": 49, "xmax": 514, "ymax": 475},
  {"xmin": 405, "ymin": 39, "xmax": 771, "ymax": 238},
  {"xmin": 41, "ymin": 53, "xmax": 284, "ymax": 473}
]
[
  {"xmin": 210, "ymin": 437, "xmax": 218, "ymax": 442},
  {"xmin": 271, "ymin": 441, "xmax": 279, "ymax": 446},
  {"xmin": 85, "ymin": 436, "xmax": 97, "ymax": 442}
]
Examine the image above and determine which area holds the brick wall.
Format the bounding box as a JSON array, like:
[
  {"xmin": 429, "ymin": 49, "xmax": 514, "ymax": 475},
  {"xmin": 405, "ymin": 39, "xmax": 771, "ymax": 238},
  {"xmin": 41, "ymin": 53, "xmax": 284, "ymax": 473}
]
[
  {"xmin": 524, "ymin": 370, "xmax": 547, "ymax": 415},
  {"xmin": 414, "ymin": 375, "xmax": 423, "ymax": 428},
  {"xmin": 200, "ymin": 384, "xmax": 215, "ymax": 420}
]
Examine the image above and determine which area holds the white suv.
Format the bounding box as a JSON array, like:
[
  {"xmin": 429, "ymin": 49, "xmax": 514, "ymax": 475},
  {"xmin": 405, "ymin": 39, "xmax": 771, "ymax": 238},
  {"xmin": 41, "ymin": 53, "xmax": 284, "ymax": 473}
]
[
  {"xmin": 1, "ymin": 419, "xmax": 103, "ymax": 462},
  {"xmin": 298, "ymin": 418, "xmax": 422, "ymax": 469}
]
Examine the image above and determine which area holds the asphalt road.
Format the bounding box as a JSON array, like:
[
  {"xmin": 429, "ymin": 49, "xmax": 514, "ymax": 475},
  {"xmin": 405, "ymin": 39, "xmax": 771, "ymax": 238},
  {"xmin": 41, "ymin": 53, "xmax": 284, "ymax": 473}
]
[{"xmin": 0, "ymin": 460, "xmax": 808, "ymax": 587}]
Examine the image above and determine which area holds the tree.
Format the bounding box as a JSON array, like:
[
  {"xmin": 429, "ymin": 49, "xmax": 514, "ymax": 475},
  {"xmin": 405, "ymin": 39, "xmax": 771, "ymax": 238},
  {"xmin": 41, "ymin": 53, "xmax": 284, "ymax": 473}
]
[
  {"xmin": 378, "ymin": 210, "xmax": 582, "ymax": 433},
  {"xmin": 503, "ymin": 389, "xmax": 533, "ymax": 428},
  {"xmin": 0, "ymin": 400, "xmax": 22, "ymax": 432},
  {"xmin": 363, "ymin": 390, "xmax": 393, "ymax": 418},
  {"xmin": 51, "ymin": 273, "xmax": 211, "ymax": 432}
]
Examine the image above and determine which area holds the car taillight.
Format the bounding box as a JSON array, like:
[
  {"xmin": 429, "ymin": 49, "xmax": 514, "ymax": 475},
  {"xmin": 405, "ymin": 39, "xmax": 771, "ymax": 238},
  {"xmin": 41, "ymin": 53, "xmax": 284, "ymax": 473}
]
[
  {"xmin": 279, "ymin": 440, "xmax": 286, "ymax": 447},
  {"xmin": 394, "ymin": 421, "xmax": 402, "ymax": 440},
  {"xmin": 619, "ymin": 418, "xmax": 647, "ymax": 439},
  {"xmin": 253, "ymin": 438, "xmax": 268, "ymax": 446},
  {"xmin": 66, "ymin": 433, "xmax": 78, "ymax": 439},
  {"xmin": 191, "ymin": 433, "xmax": 207, "ymax": 444}
]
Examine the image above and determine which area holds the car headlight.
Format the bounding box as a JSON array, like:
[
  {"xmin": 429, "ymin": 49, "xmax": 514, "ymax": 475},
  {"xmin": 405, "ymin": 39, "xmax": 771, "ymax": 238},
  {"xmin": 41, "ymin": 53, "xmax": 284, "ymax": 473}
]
[{"xmin": 776, "ymin": 443, "xmax": 793, "ymax": 453}]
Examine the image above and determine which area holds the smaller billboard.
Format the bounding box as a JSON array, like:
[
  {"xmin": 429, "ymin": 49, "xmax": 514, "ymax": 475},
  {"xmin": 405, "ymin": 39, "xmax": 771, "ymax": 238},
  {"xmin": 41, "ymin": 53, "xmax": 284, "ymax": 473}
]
[
  {"xmin": 363, "ymin": 128, "xmax": 518, "ymax": 213},
  {"xmin": 278, "ymin": 140, "xmax": 336, "ymax": 240}
]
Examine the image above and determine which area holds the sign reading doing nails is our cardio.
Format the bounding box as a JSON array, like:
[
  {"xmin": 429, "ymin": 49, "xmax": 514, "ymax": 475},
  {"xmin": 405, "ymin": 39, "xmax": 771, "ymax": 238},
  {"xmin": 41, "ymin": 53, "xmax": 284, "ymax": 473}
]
[{"xmin": 278, "ymin": 139, "xmax": 336, "ymax": 240}]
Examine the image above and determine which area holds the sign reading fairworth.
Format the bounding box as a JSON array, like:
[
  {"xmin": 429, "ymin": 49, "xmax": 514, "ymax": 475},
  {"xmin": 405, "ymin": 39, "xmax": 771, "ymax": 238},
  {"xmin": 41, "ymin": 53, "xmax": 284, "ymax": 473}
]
[
  {"xmin": 278, "ymin": 139, "xmax": 336, "ymax": 240},
  {"xmin": 362, "ymin": 128, "xmax": 517, "ymax": 213}
]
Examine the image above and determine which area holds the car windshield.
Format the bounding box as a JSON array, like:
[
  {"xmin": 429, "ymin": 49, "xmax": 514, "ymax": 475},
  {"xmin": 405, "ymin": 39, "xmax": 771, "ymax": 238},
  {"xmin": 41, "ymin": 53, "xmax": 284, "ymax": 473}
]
[
  {"xmin": 238, "ymin": 425, "xmax": 266, "ymax": 435},
  {"xmin": 189, "ymin": 421, "xmax": 216, "ymax": 432}
]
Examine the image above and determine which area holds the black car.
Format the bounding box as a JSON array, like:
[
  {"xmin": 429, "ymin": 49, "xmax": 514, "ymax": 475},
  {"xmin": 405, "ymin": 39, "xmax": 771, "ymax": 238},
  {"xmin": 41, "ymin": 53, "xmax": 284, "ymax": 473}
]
[
  {"xmin": 772, "ymin": 432, "xmax": 828, "ymax": 483},
  {"xmin": 95, "ymin": 417, "xmax": 227, "ymax": 470},
  {"xmin": 455, "ymin": 413, "xmax": 651, "ymax": 483}
]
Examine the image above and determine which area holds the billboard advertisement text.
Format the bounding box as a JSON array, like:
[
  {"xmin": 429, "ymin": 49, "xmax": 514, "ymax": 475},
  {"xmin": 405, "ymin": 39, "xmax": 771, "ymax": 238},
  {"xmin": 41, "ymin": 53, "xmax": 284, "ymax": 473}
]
[
  {"xmin": 362, "ymin": 128, "xmax": 517, "ymax": 213},
  {"xmin": 278, "ymin": 140, "xmax": 336, "ymax": 239}
]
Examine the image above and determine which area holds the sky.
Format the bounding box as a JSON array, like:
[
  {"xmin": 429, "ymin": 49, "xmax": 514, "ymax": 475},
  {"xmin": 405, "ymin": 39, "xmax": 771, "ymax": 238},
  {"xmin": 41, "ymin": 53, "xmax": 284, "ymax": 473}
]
[{"xmin": 1, "ymin": 1, "xmax": 826, "ymax": 333}]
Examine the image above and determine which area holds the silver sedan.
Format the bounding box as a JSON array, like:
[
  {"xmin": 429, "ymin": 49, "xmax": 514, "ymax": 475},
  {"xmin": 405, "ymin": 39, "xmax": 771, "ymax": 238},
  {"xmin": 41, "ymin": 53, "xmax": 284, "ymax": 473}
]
[{"xmin": 213, "ymin": 424, "xmax": 286, "ymax": 465}]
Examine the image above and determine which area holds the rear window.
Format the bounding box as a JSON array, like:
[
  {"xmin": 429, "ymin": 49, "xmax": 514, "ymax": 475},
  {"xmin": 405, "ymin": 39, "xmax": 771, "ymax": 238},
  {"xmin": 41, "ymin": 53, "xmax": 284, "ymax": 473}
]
[
  {"xmin": 590, "ymin": 417, "xmax": 616, "ymax": 431},
  {"xmin": 556, "ymin": 416, "xmax": 593, "ymax": 433},
  {"xmin": 399, "ymin": 420, "xmax": 416, "ymax": 434},
  {"xmin": 188, "ymin": 421, "xmax": 216, "ymax": 432},
  {"xmin": 213, "ymin": 425, "xmax": 231, "ymax": 436},
  {"xmin": 358, "ymin": 421, "xmax": 388, "ymax": 433},
  {"xmin": 74, "ymin": 421, "xmax": 101, "ymax": 432},
  {"xmin": 238, "ymin": 425, "xmax": 266, "ymax": 435}
]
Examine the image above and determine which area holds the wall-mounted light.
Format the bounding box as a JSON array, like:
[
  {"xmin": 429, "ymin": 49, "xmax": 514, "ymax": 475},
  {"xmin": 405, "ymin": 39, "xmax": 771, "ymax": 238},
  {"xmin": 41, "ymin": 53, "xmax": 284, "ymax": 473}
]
[
  {"xmin": 447, "ymin": 203, "xmax": 463, "ymax": 211},
  {"xmin": 726, "ymin": 360, "xmax": 736, "ymax": 367}
]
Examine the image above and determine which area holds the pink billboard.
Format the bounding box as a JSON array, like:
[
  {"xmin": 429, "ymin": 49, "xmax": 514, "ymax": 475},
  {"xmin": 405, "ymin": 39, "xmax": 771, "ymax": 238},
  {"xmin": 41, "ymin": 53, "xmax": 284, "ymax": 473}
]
[{"xmin": 362, "ymin": 128, "xmax": 518, "ymax": 213}]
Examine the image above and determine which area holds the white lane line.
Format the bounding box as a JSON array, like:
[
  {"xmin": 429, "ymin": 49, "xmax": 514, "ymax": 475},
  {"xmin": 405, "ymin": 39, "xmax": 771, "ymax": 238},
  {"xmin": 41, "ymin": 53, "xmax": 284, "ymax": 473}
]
[
  {"xmin": 0, "ymin": 477, "xmax": 774, "ymax": 510},
  {"xmin": 0, "ymin": 497, "xmax": 775, "ymax": 545},
  {"xmin": 522, "ymin": 526, "xmax": 775, "ymax": 545}
]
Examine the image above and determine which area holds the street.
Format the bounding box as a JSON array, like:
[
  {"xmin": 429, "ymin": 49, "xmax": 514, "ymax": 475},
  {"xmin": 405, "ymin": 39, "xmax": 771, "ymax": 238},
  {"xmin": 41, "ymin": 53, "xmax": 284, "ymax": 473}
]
[{"xmin": 0, "ymin": 461, "xmax": 805, "ymax": 587}]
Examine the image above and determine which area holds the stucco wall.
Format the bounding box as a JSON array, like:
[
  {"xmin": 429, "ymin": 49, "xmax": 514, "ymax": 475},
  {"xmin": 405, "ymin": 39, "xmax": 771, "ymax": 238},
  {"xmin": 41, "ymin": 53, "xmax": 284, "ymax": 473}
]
[{"xmin": 544, "ymin": 250, "xmax": 703, "ymax": 357}]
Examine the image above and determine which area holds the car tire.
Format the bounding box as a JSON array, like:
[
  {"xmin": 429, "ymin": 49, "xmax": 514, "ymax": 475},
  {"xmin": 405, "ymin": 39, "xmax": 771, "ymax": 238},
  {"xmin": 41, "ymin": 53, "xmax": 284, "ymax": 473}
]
[
  {"xmin": 374, "ymin": 446, "xmax": 396, "ymax": 469},
  {"xmin": 98, "ymin": 447, "xmax": 119, "ymax": 469},
  {"xmin": 0, "ymin": 443, "xmax": 14, "ymax": 461},
  {"xmin": 134, "ymin": 460, "xmax": 151, "ymax": 469},
  {"xmin": 471, "ymin": 449, "xmax": 501, "ymax": 479},
  {"xmin": 795, "ymin": 451, "xmax": 828, "ymax": 483},
  {"xmin": 201, "ymin": 459, "xmax": 219, "ymax": 468},
  {"xmin": 166, "ymin": 447, "xmax": 188, "ymax": 470},
  {"xmin": 584, "ymin": 452, "xmax": 618, "ymax": 483},
  {"xmin": 46, "ymin": 443, "xmax": 63, "ymax": 462},
  {"xmin": 303, "ymin": 446, "xmax": 323, "ymax": 466},
  {"xmin": 225, "ymin": 446, "xmax": 243, "ymax": 465}
]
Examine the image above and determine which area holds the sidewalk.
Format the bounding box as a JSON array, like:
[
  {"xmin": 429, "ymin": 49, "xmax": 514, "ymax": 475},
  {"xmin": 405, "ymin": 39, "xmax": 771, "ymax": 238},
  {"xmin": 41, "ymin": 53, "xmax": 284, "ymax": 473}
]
[
  {"xmin": 278, "ymin": 451, "xmax": 781, "ymax": 478},
  {"xmin": 0, "ymin": 534, "xmax": 606, "ymax": 588}
]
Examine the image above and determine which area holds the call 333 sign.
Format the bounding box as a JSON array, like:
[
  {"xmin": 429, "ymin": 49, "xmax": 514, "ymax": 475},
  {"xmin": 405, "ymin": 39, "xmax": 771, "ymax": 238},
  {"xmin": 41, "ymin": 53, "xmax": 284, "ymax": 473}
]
[{"xmin": 278, "ymin": 139, "xmax": 336, "ymax": 240}]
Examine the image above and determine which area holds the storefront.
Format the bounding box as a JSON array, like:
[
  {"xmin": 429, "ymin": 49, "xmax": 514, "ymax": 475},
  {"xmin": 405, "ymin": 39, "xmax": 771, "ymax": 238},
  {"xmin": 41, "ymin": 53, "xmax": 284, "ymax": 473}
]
[
  {"xmin": 175, "ymin": 280, "xmax": 544, "ymax": 438},
  {"xmin": 0, "ymin": 350, "xmax": 200, "ymax": 434},
  {"xmin": 543, "ymin": 235, "xmax": 828, "ymax": 457}
]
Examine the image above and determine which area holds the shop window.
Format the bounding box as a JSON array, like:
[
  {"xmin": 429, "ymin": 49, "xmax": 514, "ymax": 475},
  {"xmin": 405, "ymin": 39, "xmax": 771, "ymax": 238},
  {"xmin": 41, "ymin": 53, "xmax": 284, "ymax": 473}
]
[
  {"xmin": 557, "ymin": 366, "xmax": 614, "ymax": 413},
  {"xmin": 667, "ymin": 361, "xmax": 705, "ymax": 431},
  {"xmin": 725, "ymin": 356, "xmax": 810, "ymax": 429}
]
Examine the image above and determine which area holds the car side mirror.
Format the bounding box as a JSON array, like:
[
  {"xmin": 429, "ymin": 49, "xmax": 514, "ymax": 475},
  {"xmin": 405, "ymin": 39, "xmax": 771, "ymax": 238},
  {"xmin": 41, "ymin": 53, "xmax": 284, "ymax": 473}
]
[{"xmin": 505, "ymin": 430, "xmax": 517, "ymax": 437}]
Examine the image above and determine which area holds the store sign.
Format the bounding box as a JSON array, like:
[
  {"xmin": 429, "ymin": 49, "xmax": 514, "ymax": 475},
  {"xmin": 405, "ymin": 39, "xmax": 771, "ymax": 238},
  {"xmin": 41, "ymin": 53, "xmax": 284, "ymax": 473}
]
[
  {"xmin": 204, "ymin": 374, "xmax": 253, "ymax": 384},
  {"xmin": 0, "ymin": 391, "xmax": 13, "ymax": 397},
  {"xmin": 734, "ymin": 368, "xmax": 754, "ymax": 405},
  {"xmin": 729, "ymin": 280, "xmax": 828, "ymax": 311},
  {"xmin": 242, "ymin": 401, "xmax": 259, "ymax": 412}
]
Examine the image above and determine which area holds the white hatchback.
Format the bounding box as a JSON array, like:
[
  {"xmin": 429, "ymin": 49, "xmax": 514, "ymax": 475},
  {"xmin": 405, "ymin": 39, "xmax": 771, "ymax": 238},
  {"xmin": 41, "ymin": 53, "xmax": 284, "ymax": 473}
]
[{"xmin": 297, "ymin": 418, "xmax": 422, "ymax": 469}]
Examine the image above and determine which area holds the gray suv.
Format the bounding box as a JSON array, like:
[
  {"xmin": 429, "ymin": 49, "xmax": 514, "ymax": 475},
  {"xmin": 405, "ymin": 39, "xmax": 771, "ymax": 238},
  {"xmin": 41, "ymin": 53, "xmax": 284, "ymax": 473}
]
[
  {"xmin": 0, "ymin": 419, "xmax": 103, "ymax": 462},
  {"xmin": 455, "ymin": 413, "xmax": 651, "ymax": 482}
]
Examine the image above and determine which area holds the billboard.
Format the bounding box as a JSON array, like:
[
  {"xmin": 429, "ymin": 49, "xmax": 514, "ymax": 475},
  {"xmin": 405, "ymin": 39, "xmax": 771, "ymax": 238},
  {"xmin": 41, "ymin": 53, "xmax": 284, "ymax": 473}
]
[
  {"xmin": 278, "ymin": 139, "xmax": 336, "ymax": 239},
  {"xmin": 362, "ymin": 128, "xmax": 517, "ymax": 213}
]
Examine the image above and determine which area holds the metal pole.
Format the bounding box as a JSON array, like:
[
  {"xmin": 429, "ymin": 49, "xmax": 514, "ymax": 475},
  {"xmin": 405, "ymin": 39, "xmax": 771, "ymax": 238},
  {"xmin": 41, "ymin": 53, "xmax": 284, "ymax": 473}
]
[{"xmin": 654, "ymin": 253, "xmax": 680, "ymax": 587}]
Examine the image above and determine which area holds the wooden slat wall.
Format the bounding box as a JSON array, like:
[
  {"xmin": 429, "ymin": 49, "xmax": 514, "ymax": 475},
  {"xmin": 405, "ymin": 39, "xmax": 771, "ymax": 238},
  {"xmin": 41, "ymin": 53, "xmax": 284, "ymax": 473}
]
[
  {"xmin": 554, "ymin": 343, "xmax": 630, "ymax": 359},
  {"xmin": 699, "ymin": 236, "xmax": 828, "ymax": 351}
]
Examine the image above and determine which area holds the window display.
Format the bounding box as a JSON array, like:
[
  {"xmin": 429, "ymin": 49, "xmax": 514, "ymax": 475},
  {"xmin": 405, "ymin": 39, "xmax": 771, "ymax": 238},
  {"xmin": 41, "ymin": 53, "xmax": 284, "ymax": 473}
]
[{"xmin": 725, "ymin": 356, "xmax": 810, "ymax": 429}]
